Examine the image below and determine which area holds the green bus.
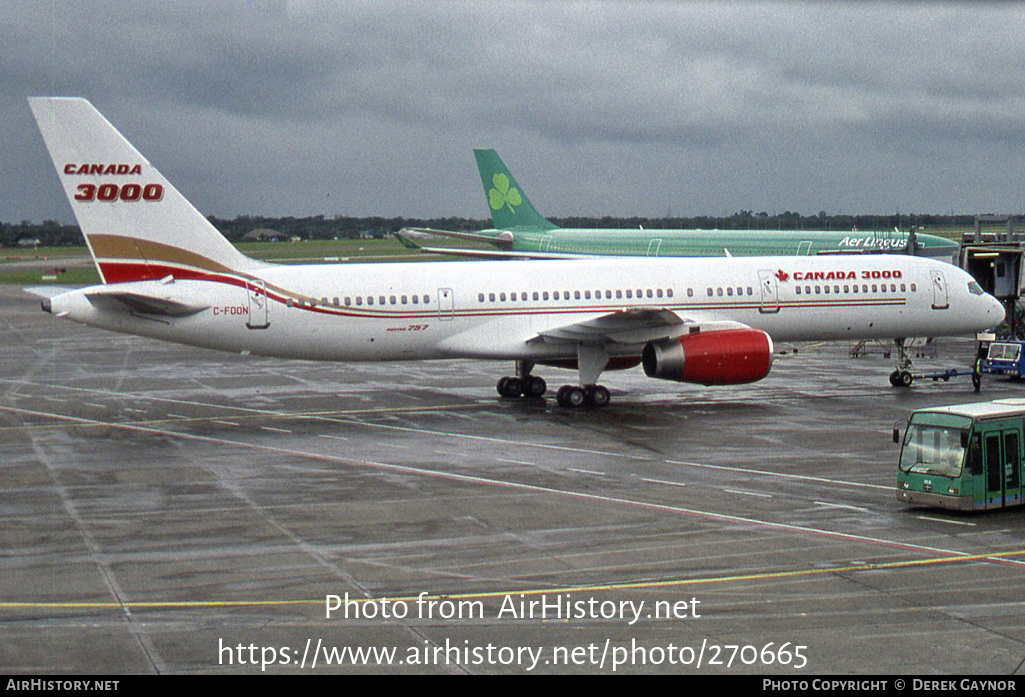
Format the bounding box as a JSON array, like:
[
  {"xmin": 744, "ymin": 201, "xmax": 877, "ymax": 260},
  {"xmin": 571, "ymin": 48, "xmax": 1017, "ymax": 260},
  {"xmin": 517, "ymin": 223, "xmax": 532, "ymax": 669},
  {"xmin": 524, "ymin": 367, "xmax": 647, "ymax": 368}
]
[{"xmin": 896, "ymin": 399, "xmax": 1025, "ymax": 510}]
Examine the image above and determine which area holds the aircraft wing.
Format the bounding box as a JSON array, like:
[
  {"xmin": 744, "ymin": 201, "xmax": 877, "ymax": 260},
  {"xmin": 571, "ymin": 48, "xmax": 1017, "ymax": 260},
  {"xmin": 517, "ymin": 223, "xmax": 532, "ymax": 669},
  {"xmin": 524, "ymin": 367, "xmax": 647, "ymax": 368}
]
[
  {"xmin": 530, "ymin": 308, "xmax": 751, "ymax": 346},
  {"xmin": 84, "ymin": 290, "xmax": 209, "ymax": 317}
]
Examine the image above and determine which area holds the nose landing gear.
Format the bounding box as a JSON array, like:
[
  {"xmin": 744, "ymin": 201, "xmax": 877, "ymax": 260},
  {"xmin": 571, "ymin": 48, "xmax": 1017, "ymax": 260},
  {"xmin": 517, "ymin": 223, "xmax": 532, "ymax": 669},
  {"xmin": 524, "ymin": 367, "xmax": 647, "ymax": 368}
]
[{"xmin": 888, "ymin": 338, "xmax": 914, "ymax": 387}]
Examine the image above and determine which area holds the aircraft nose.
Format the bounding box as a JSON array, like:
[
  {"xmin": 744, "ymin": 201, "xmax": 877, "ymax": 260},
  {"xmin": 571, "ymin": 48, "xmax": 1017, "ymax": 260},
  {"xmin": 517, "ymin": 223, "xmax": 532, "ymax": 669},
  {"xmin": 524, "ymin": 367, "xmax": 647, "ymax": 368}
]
[{"xmin": 982, "ymin": 292, "xmax": 1005, "ymax": 324}]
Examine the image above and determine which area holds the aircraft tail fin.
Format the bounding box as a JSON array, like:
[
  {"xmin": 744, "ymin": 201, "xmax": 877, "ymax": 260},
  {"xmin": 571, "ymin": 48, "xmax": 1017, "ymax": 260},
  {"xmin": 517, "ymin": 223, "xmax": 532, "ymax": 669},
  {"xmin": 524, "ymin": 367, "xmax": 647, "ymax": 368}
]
[
  {"xmin": 29, "ymin": 97, "xmax": 265, "ymax": 284},
  {"xmin": 473, "ymin": 149, "xmax": 557, "ymax": 232}
]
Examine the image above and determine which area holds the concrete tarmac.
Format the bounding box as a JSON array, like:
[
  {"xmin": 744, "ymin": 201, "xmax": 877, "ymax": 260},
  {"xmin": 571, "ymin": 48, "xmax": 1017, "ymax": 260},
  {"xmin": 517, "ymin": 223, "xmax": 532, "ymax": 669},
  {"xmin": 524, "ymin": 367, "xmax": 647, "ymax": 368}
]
[{"xmin": 1, "ymin": 285, "xmax": 1024, "ymax": 674}]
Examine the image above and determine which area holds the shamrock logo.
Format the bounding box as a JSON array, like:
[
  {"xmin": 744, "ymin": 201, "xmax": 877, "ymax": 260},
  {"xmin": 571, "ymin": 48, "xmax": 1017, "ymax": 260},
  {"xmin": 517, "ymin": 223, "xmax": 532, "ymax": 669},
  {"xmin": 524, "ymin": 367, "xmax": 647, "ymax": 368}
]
[{"xmin": 488, "ymin": 173, "xmax": 522, "ymax": 214}]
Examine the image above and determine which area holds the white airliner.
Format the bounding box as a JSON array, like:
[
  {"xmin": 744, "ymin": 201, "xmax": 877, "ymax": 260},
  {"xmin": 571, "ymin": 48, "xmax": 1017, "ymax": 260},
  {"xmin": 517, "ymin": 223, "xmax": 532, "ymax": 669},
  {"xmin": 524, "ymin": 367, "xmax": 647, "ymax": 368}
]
[{"xmin": 28, "ymin": 98, "xmax": 1003, "ymax": 407}]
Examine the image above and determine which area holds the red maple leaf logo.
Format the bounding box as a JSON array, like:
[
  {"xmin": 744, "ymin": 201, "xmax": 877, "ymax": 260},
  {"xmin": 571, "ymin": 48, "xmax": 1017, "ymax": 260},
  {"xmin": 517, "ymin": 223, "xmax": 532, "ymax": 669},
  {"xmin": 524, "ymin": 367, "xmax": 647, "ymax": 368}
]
[{"xmin": 775, "ymin": 269, "xmax": 789, "ymax": 282}]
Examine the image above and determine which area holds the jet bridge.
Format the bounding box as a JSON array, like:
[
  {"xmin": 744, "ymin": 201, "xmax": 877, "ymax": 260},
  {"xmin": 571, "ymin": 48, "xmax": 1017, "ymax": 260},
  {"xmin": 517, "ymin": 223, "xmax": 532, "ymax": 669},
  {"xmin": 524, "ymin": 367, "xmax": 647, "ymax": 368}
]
[{"xmin": 960, "ymin": 216, "xmax": 1022, "ymax": 338}]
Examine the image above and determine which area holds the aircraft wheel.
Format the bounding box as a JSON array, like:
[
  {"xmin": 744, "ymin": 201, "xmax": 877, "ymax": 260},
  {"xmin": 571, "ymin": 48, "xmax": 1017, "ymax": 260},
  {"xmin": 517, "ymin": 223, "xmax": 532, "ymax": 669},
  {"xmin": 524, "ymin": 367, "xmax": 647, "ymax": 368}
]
[
  {"xmin": 524, "ymin": 376, "xmax": 547, "ymax": 398},
  {"xmin": 899, "ymin": 370, "xmax": 914, "ymax": 387},
  {"xmin": 888, "ymin": 370, "xmax": 901, "ymax": 387},
  {"xmin": 557, "ymin": 385, "xmax": 587, "ymax": 408},
  {"xmin": 587, "ymin": 385, "xmax": 611, "ymax": 407},
  {"xmin": 497, "ymin": 376, "xmax": 509, "ymax": 396},
  {"xmin": 500, "ymin": 377, "xmax": 523, "ymax": 398}
]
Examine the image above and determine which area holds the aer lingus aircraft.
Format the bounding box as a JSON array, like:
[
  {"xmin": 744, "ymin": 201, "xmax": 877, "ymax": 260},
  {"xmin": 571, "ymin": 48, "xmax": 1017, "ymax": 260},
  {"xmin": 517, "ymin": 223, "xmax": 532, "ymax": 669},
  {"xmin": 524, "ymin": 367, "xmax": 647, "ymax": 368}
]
[
  {"xmin": 28, "ymin": 98, "xmax": 1000, "ymax": 407},
  {"xmin": 401, "ymin": 149, "xmax": 959, "ymax": 261}
]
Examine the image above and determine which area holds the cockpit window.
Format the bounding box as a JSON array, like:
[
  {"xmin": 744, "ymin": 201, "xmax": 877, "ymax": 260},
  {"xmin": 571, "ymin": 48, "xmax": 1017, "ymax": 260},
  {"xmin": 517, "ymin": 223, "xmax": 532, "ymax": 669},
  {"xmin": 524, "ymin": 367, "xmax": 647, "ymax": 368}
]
[{"xmin": 967, "ymin": 281, "xmax": 985, "ymax": 296}]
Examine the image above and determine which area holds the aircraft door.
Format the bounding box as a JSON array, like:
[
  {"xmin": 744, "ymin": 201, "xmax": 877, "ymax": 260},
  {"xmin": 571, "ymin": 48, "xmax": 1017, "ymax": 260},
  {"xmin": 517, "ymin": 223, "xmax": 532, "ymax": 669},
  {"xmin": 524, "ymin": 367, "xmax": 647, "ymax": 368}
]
[
  {"xmin": 437, "ymin": 288, "xmax": 454, "ymax": 321},
  {"xmin": 930, "ymin": 270, "xmax": 949, "ymax": 310},
  {"xmin": 539, "ymin": 236, "xmax": 553, "ymax": 253},
  {"xmin": 646, "ymin": 239, "xmax": 662, "ymax": 257},
  {"xmin": 757, "ymin": 270, "xmax": 780, "ymax": 314},
  {"xmin": 797, "ymin": 241, "xmax": 812, "ymax": 256},
  {"xmin": 246, "ymin": 279, "xmax": 270, "ymax": 329}
]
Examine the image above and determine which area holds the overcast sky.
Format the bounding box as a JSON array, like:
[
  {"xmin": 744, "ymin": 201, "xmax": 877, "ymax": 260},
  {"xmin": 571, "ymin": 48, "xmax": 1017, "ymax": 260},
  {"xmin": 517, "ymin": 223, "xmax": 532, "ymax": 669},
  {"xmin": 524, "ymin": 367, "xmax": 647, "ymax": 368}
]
[{"xmin": 4, "ymin": 1, "xmax": 1025, "ymax": 224}]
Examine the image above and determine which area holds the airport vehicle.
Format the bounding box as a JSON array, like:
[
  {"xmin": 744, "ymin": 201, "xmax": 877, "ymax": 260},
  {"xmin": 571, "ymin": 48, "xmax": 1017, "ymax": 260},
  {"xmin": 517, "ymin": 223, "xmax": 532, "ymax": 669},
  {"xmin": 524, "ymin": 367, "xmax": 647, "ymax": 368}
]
[
  {"xmin": 977, "ymin": 340, "xmax": 1025, "ymax": 379},
  {"xmin": 896, "ymin": 399, "xmax": 1025, "ymax": 510},
  {"xmin": 404, "ymin": 149, "xmax": 960, "ymax": 261},
  {"xmin": 27, "ymin": 98, "xmax": 1002, "ymax": 407}
]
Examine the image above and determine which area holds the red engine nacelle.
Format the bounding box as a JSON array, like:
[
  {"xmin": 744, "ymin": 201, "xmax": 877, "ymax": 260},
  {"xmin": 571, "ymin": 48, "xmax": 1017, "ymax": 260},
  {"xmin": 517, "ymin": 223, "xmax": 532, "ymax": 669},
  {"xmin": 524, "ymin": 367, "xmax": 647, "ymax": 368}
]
[{"xmin": 642, "ymin": 328, "xmax": 774, "ymax": 385}]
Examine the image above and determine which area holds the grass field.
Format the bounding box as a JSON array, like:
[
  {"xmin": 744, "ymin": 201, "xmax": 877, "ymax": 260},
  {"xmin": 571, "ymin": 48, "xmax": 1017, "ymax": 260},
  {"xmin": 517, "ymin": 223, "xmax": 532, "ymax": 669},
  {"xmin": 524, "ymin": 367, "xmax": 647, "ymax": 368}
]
[{"xmin": 0, "ymin": 237, "xmax": 482, "ymax": 285}]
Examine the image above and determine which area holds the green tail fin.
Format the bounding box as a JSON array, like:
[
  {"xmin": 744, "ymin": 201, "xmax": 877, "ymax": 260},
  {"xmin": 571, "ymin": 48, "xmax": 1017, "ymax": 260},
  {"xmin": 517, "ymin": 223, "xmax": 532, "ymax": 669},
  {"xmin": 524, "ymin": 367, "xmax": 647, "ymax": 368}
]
[{"xmin": 473, "ymin": 149, "xmax": 557, "ymax": 231}]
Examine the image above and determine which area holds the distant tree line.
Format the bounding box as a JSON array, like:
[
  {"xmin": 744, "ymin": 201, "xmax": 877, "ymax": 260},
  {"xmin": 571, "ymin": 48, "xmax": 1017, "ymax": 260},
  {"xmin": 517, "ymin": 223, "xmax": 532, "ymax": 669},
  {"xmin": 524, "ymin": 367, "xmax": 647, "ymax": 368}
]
[{"xmin": 0, "ymin": 211, "xmax": 988, "ymax": 248}]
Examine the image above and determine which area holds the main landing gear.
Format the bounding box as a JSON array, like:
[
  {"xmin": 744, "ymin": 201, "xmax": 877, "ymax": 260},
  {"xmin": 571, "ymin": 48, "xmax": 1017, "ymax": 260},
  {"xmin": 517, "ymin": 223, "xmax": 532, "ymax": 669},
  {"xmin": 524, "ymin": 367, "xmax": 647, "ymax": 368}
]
[
  {"xmin": 497, "ymin": 360, "xmax": 547, "ymax": 399},
  {"xmin": 555, "ymin": 384, "xmax": 610, "ymax": 408},
  {"xmin": 496, "ymin": 359, "xmax": 612, "ymax": 408},
  {"xmin": 888, "ymin": 337, "xmax": 914, "ymax": 387}
]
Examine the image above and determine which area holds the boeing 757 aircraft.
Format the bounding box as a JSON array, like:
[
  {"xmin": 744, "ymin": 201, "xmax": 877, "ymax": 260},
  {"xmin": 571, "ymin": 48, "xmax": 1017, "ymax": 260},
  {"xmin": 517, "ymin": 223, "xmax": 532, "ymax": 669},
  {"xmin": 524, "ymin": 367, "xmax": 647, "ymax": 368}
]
[{"xmin": 28, "ymin": 98, "xmax": 1001, "ymax": 407}]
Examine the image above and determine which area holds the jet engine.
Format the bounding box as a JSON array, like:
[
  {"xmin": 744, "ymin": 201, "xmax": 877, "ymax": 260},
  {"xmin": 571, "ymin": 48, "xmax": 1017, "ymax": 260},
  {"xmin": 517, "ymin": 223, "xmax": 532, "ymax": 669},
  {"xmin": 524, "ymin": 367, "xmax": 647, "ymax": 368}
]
[{"xmin": 642, "ymin": 328, "xmax": 774, "ymax": 385}]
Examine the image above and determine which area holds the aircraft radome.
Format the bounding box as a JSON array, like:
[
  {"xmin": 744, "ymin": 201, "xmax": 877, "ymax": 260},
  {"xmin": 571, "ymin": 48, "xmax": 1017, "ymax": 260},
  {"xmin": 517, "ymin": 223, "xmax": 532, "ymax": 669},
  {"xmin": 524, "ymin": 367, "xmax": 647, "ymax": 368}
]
[{"xmin": 27, "ymin": 98, "xmax": 1002, "ymax": 407}]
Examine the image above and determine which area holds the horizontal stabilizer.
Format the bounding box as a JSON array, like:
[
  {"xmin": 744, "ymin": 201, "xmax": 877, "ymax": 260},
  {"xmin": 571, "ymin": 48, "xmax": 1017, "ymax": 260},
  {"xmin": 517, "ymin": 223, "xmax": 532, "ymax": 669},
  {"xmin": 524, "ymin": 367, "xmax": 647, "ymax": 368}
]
[
  {"xmin": 404, "ymin": 227, "xmax": 516, "ymax": 249},
  {"xmin": 23, "ymin": 285, "xmax": 75, "ymax": 299},
  {"xmin": 415, "ymin": 246, "xmax": 586, "ymax": 260},
  {"xmin": 85, "ymin": 290, "xmax": 209, "ymax": 317}
]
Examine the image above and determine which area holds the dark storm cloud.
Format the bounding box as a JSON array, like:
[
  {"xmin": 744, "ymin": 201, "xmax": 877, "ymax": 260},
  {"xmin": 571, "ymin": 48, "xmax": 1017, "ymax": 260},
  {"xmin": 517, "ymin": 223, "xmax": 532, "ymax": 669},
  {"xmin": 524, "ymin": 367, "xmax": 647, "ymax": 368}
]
[{"xmin": 3, "ymin": 1, "xmax": 1025, "ymax": 223}]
